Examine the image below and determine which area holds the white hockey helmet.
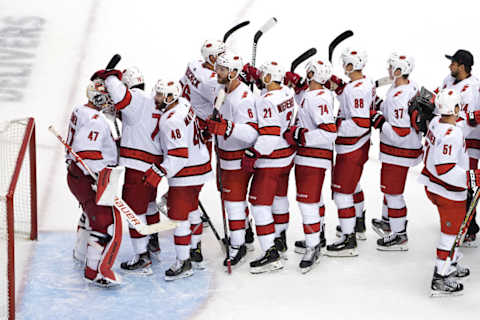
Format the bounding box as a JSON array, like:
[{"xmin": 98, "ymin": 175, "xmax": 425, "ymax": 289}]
[
  {"xmin": 215, "ymin": 51, "xmax": 244, "ymax": 71},
  {"xmin": 201, "ymin": 39, "xmax": 226, "ymax": 64},
  {"xmin": 306, "ymin": 59, "xmax": 333, "ymax": 84},
  {"xmin": 388, "ymin": 53, "xmax": 414, "ymax": 76},
  {"xmin": 86, "ymin": 79, "xmax": 112, "ymax": 109},
  {"xmin": 259, "ymin": 61, "xmax": 284, "ymax": 84},
  {"xmin": 153, "ymin": 79, "xmax": 181, "ymax": 105},
  {"xmin": 435, "ymin": 89, "xmax": 461, "ymax": 116},
  {"xmin": 341, "ymin": 48, "xmax": 367, "ymax": 71},
  {"xmin": 122, "ymin": 66, "xmax": 144, "ymax": 89}
]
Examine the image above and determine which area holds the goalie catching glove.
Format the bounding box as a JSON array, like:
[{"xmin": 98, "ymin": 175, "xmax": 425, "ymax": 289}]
[
  {"xmin": 408, "ymin": 87, "xmax": 435, "ymax": 134},
  {"xmin": 143, "ymin": 164, "xmax": 166, "ymax": 188}
]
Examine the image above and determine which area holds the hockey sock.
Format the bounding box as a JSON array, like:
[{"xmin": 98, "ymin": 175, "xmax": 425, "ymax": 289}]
[
  {"xmin": 435, "ymin": 233, "xmax": 456, "ymax": 275},
  {"xmin": 225, "ymin": 200, "xmax": 247, "ymax": 247},
  {"xmin": 334, "ymin": 192, "xmax": 355, "ymax": 234},
  {"xmin": 251, "ymin": 205, "xmax": 275, "ymax": 251},
  {"xmin": 174, "ymin": 220, "xmax": 192, "ymax": 261},
  {"xmin": 382, "ymin": 196, "xmax": 388, "ymax": 220},
  {"xmin": 189, "ymin": 208, "xmax": 203, "ymax": 249},
  {"xmin": 299, "ymin": 202, "xmax": 321, "ymax": 248},
  {"xmin": 272, "ymin": 196, "xmax": 289, "ymax": 236},
  {"xmin": 128, "ymin": 214, "xmax": 148, "ymax": 254},
  {"xmin": 385, "ymin": 194, "xmax": 407, "ymax": 233},
  {"xmin": 319, "ymin": 202, "xmax": 325, "ymax": 231},
  {"xmin": 353, "ymin": 186, "xmax": 365, "ymax": 218},
  {"xmin": 146, "ymin": 201, "xmax": 160, "ymax": 225}
]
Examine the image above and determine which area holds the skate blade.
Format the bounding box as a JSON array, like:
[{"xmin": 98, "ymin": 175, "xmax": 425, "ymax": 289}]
[
  {"xmin": 429, "ymin": 290, "xmax": 463, "ymax": 298},
  {"xmin": 164, "ymin": 269, "xmax": 194, "ymax": 281},
  {"xmin": 192, "ymin": 261, "xmax": 207, "ymax": 270},
  {"xmin": 325, "ymin": 248, "xmax": 358, "ymax": 257},
  {"xmin": 376, "ymin": 244, "xmax": 408, "ymax": 252},
  {"xmin": 294, "ymin": 247, "xmax": 306, "ymax": 254},
  {"xmin": 249, "ymin": 260, "xmax": 284, "ymax": 274},
  {"xmin": 299, "ymin": 258, "xmax": 321, "ymax": 274},
  {"xmin": 372, "ymin": 226, "xmax": 390, "ymax": 238},
  {"xmin": 356, "ymin": 232, "xmax": 367, "ymax": 241},
  {"xmin": 120, "ymin": 266, "xmax": 153, "ymax": 276},
  {"xmin": 246, "ymin": 242, "xmax": 255, "ymax": 252}
]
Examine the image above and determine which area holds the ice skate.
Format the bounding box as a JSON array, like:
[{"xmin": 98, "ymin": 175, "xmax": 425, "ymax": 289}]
[
  {"xmin": 245, "ymin": 219, "xmax": 255, "ymax": 251},
  {"xmin": 325, "ymin": 233, "xmax": 358, "ymax": 257},
  {"xmin": 430, "ymin": 268, "xmax": 463, "ymax": 297},
  {"xmin": 371, "ymin": 217, "xmax": 391, "ymax": 237},
  {"xmin": 190, "ymin": 242, "xmax": 206, "ymax": 270},
  {"xmin": 224, "ymin": 244, "xmax": 247, "ymax": 269},
  {"xmin": 274, "ymin": 230, "xmax": 288, "ymax": 259},
  {"xmin": 376, "ymin": 231, "xmax": 408, "ymax": 251},
  {"xmin": 294, "ymin": 230, "xmax": 326, "ymax": 255},
  {"xmin": 250, "ymin": 246, "xmax": 283, "ymax": 274},
  {"xmin": 120, "ymin": 252, "xmax": 153, "ymax": 275},
  {"xmin": 147, "ymin": 233, "xmax": 161, "ymax": 262},
  {"xmin": 164, "ymin": 258, "xmax": 193, "ymax": 281},
  {"xmin": 451, "ymin": 262, "xmax": 470, "ymax": 278},
  {"xmin": 460, "ymin": 233, "xmax": 478, "ymax": 248},
  {"xmin": 85, "ymin": 267, "xmax": 122, "ymax": 288},
  {"xmin": 299, "ymin": 244, "xmax": 321, "ymax": 274}
]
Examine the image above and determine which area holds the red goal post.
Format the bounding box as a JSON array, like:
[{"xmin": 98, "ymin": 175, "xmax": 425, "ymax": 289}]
[{"xmin": 0, "ymin": 117, "xmax": 38, "ymax": 320}]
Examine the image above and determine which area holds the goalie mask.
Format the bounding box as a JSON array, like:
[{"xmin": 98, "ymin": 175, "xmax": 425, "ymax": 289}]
[
  {"xmin": 86, "ymin": 79, "xmax": 113, "ymax": 109},
  {"xmin": 122, "ymin": 67, "xmax": 144, "ymax": 89},
  {"xmin": 306, "ymin": 59, "xmax": 332, "ymax": 84},
  {"xmin": 259, "ymin": 61, "xmax": 284, "ymax": 85}
]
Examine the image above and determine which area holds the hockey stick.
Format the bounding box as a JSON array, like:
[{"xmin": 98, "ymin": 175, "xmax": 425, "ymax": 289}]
[
  {"xmin": 441, "ymin": 187, "xmax": 480, "ymax": 275},
  {"xmin": 90, "ymin": 54, "xmax": 121, "ymax": 81},
  {"xmin": 328, "ymin": 30, "xmax": 354, "ymax": 62},
  {"xmin": 198, "ymin": 201, "xmax": 226, "ymax": 253},
  {"xmin": 212, "ymin": 88, "xmax": 232, "ymax": 273},
  {"xmin": 291, "ymin": 48, "xmax": 317, "ymax": 72},
  {"xmin": 223, "ymin": 21, "xmax": 250, "ymax": 42},
  {"xmin": 375, "ymin": 76, "xmax": 392, "ymax": 88},
  {"xmin": 48, "ymin": 125, "xmax": 176, "ymax": 235},
  {"xmin": 250, "ymin": 17, "xmax": 278, "ymax": 90}
]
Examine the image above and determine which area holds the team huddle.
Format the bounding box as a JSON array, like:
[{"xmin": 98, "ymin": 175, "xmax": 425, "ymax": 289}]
[{"xmin": 63, "ymin": 36, "xmax": 480, "ymax": 297}]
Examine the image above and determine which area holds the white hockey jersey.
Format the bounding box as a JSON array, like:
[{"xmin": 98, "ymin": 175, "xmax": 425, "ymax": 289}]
[
  {"xmin": 335, "ymin": 77, "xmax": 376, "ymax": 154},
  {"xmin": 379, "ymin": 81, "xmax": 423, "ymax": 167},
  {"xmin": 105, "ymin": 76, "xmax": 164, "ymax": 172},
  {"xmin": 294, "ymin": 88, "xmax": 336, "ymax": 170},
  {"xmin": 253, "ymin": 85, "xmax": 297, "ymax": 168},
  {"xmin": 66, "ymin": 104, "xmax": 118, "ymax": 175},
  {"xmin": 419, "ymin": 116, "xmax": 468, "ymax": 201},
  {"xmin": 158, "ymin": 97, "xmax": 213, "ymax": 187},
  {"xmin": 437, "ymin": 75, "xmax": 480, "ymax": 159},
  {"xmin": 215, "ymin": 82, "xmax": 259, "ymax": 170},
  {"xmin": 179, "ymin": 60, "xmax": 219, "ymax": 122}
]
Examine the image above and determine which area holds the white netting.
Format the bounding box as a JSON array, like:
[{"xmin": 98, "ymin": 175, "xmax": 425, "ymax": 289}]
[{"xmin": 0, "ymin": 118, "xmax": 35, "ymax": 319}]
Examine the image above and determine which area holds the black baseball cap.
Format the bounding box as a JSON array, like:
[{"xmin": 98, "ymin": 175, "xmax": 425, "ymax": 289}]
[{"xmin": 445, "ymin": 49, "xmax": 474, "ymax": 67}]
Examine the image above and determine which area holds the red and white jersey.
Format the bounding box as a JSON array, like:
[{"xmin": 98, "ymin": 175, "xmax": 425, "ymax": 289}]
[
  {"xmin": 294, "ymin": 88, "xmax": 336, "ymax": 170},
  {"xmin": 215, "ymin": 82, "xmax": 259, "ymax": 170},
  {"xmin": 419, "ymin": 116, "xmax": 468, "ymax": 201},
  {"xmin": 105, "ymin": 76, "xmax": 163, "ymax": 172},
  {"xmin": 179, "ymin": 60, "xmax": 219, "ymax": 122},
  {"xmin": 66, "ymin": 104, "xmax": 117, "ymax": 175},
  {"xmin": 335, "ymin": 77, "xmax": 375, "ymax": 154},
  {"xmin": 158, "ymin": 97, "xmax": 213, "ymax": 187},
  {"xmin": 379, "ymin": 81, "xmax": 423, "ymax": 167},
  {"xmin": 253, "ymin": 85, "xmax": 296, "ymax": 168},
  {"xmin": 437, "ymin": 75, "xmax": 480, "ymax": 159}
]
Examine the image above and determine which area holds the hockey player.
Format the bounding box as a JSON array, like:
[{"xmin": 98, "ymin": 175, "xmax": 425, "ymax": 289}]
[
  {"xmin": 369, "ymin": 53, "xmax": 422, "ymax": 251},
  {"xmin": 283, "ymin": 59, "xmax": 336, "ymax": 273},
  {"xmin": 438, "ymin": 50, "xmax": 480, "ymax": 246},
  {"xmin": 419, "ymin": 89, "xmax": 473, "ymax": 296},
  {"xmin": 241, "ymin": 61, "xmax": 296, "ymax": 273},
  {"xmin": 205, "ymin": 51, "xmax": 258, "ymax": 268},
  {"xmin": 326, "ymin": 48, "xmax": 375, "ymax": 257},
  {"xmin": 66, "ymin": 79, "xmax": 122, "ymax": 287},
  {"xmin": 91, "ymin": 67, "xmax": 163, "ymax": 275},
  {"xmin": 143, "ymin": 80, "xmax": 213, "ymax": 280}
]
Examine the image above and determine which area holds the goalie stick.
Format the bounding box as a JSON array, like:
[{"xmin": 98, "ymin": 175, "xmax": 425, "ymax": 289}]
[
  {"xmin": 223, "ymin": 21, "xmax": 250, "ymax": 42},
  {"xmin": 48, "ymin": 125, "xmax": 176, "ymax": 235},
  {"xmin": 328, "ymin": 30, "xmax": 354, "ymax": 62},
  {"xmin": 441, "ymin": 187, "xmax": 480, "ymax": 275}
]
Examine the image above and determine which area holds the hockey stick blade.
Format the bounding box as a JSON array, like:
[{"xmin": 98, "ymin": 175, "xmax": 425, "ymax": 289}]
[
  {"xmin": 106, "ymin": 53, "xmax": 121, "ymax": 69},
  {"xmin": 254, "ymin": 17, "xmax": 278, "ymax": 43},
  {"xmin": 328, "ymin": 30, "xmax": 354, "ymax": 62},
  {"xmin": 223, "ymin": 21, "xmax": 250, "ymax": 42},
  {"xmin": 291, "ymin": 48, "xmax": 317, "ymax": 72}
]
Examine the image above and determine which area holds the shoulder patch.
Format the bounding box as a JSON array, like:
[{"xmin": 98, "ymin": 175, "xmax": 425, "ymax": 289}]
[
  {"xmin": 210, "ymin": 72, "xmax": 216, "ymax": 78},
  {"xmin": 242, "ymin": 91, "xmax": 248, "ymax": 99},
  {"xmin": 354, "ymin": 82, "xmax": 363, "ymax": 88},
  {"xmin": 445, "ymin": 128, "xmax": 453, "ymax": 136},
  {"xmin": 393, "ymin": 90, "xmax": 402, "ymax": 98},
  {"xmin": 461, "ymin": 85, "xmax": 469, "ymax": 92},
  {"xmin": 167, "ymin": 111, "xmax": 175, "ymax": 119},
  {"xmin": 92, "ymin": 114, "xmax": 99, "ymax": 120},
  {"xmin": 264, "ymin": 93, "xmax": 272, "ymax": 98},
  {"xmin": 317, "ymin": 91, "xmax": 325, "ymax": 96}
]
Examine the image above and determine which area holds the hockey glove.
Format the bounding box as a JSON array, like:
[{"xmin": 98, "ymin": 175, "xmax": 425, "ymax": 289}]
[
  {"xmin": 206, "ymin": 117, "xmax": 234, "ymax": 138},
  {"xmin": 374, "ymin": 95, "xmax": 383, "ymax": 111},
  {"xmin": 326, "ymin": 75, "xmax": 346, "ymax": 95},
  {"xmin": 240, "ymin": 63, "xmax": 262, "ymax": 89},
  {"xmin": 467, "ymin": 169, "xmax": 480, "ymax": 190},
  {"xmin": 467, "ymin": 110, "xmax": 480, "ymax": 127},
  {"xmin": 241, "ymin": 148, "xmax": 261, "ymax": 173},
  {"xmin": 370, "ymin": 110, "xmax": 386, "ymax": 130},
  {"xmin": 143, "ymin": 164, "xmax": 166, "ymax": 188},
  {"xmin": 90, "ymin": 69, "xmax": 123, "ymax": 81},
  {"xmin": 283, "ymin": 126, "xmax": 308, "ymax": 146},
  {"xmin": 284, "ymin": 72, "xmax": 308, "ymax": 94}
]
